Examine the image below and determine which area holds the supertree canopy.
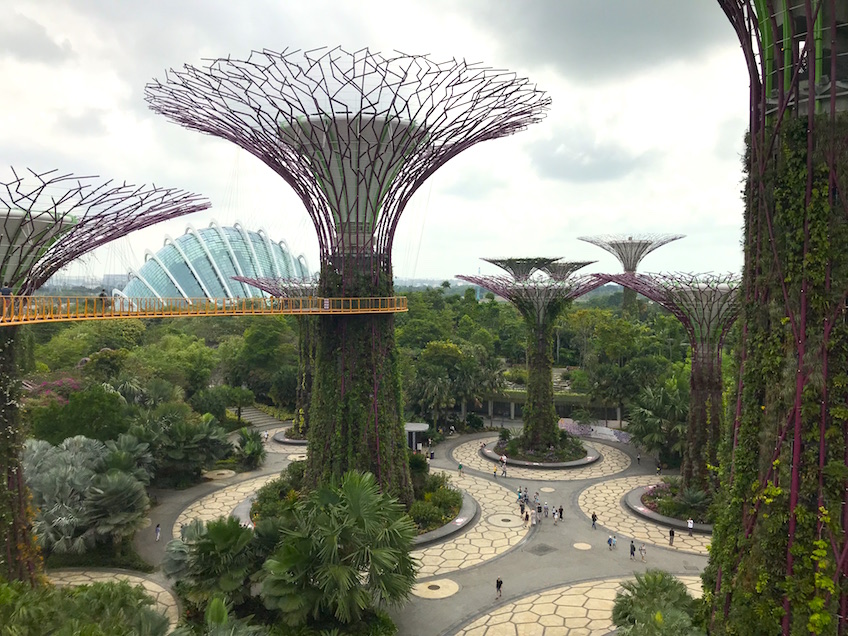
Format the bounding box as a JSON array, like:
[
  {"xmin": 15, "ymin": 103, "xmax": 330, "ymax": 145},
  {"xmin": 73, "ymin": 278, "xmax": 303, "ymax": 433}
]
[
  {"xmin": 704, "ymin": 3, "xmax": 848, "ymax": 634},
  {"xmin": 0, "ymin": 168, "xmax": 209, "ymax": 584},
  {"xmin": 146, "ymin": 47, "xmax": 550, "ymax": 501},
  {"xmin": 458, "ymin": 260, "xmax": 602, "ymax": 450},
  {"xmin": 609, "ymin": 272, "xmax": 741, "ymax": 488},
  {"xmin": 578, "ymin": 234, "xmax": 684, "ymax": 314}
]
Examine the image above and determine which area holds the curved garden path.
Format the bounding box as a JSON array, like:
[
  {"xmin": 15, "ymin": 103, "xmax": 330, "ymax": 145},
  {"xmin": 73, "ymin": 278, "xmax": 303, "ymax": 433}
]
[
  {"xmin": 577, "ymin": 475, "xmax": 710, "ymax": 555},
  {"xmin": 413, "ymin": 470, "xmax": 529, "ymax": 578},
  {"xmin": 454, "ymin": 574, "xmax": 702, "ymax": 636}
]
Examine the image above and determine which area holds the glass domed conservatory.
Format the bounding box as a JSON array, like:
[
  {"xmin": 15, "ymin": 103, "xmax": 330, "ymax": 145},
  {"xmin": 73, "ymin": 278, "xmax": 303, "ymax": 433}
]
[{"xmin": 117, "ymin": 221, "xmax": 310, "ymax": 301}]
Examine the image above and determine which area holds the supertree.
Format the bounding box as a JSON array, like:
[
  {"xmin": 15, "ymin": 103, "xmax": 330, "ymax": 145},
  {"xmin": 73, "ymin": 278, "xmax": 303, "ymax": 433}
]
[
  {"xmin": 235, "ymin": 276, "xmax": 318, "ymax": 438},
  {"xmin": 608, "ymin": 272, "xmax": 741, "ymax": 488},
  {"xmin": 0, "ymin": 168, "xmax": 209, "ymax": 584},
  {"xmin": 458, "ymin": 260, "xmax": 603, "ymax": 450},
  {"xmin": 146, "ymin": 47, "xmax": 550, "ymax": 501},
  {"xmin": 578, "ymin": 234, "xmax": 685, "ymax": 315},
  {"xmin": 704, "ymin": 3, "xmax": 848, "ymax": 634}
]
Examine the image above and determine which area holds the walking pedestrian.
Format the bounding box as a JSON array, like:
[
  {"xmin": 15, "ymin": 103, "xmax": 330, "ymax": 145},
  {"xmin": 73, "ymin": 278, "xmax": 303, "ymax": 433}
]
[
  {"xmin": 524, "ymin": 511, "xmax": 529, "ymax": 527},
  {"xmin": 591, "ymin": 512, "xmax": 598, "ymax": 529},
  {"xmin": 553, "ymin": 510, "xmax": 558, "ymax": 525},
  {"xmin": 636, "ymin": 452, "xmax": 641, "ymax": 465},
  {"xmin": 493, "ymin": 466, "xmax": 498, "ymax": 479},
  {"xmin": 687, "ymin": 517, "xmax": 694, "ymax": 536},
  {"xmin": 501, "ymin": 463, "xmax": 507, "ymax": 477},
  {"xmin": 607, "ymin": 535, "xmax": 613, "ymax": 550},
  {"xmin": 669, "ymin": 528, "xmax": 675, "ymax": 545},
  {"xmin": 639, "ymin": 543, "xmax": 647, "ymax": 562},
  {"xmin": 496, "ymin": 577, "xmax": 503, "ymax": 599},
  {"xmin": 543, "ymin": 502, "xmax": 549, "ymax": 518},
  {"xmin": 612, "ymin": 535, "xmax": 617, "ymax": 549},
  {"xmin": 517, "ymin": 487, "xmax": 522, "ymax": 502},
  {"xmin": 630, "ymin": 540, "xmax": 636, "ymax": 560},
  {"xmin": 458, "ymin": 462, "xmax": 463, "ymax": 476},
  {"xmin": 558, "ymin": 505, "xmax": 563, "ymax": 521},
  {"xmin": 155, "ymin": 524, "xmax": 161, "ymax": 542},
  {"xmin": 656, "ymin": 464, "xmax": 661, "ymax": 476},
  {"xmin": 520, "ymin": 502, "xmax": 525, "ymax": 516}
]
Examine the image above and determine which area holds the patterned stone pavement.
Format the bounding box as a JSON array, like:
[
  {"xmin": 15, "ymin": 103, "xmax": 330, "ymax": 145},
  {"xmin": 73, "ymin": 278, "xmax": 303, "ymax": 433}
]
[
  {"xmin": 455, "ymin": 575, "xmax": 702, "ymax": 635},
  {"xmin": 413, "ymin": 470, "xmax": 530, "ymax": 579},
  {"xmin": 265, "ymin": 427, "xmax": 309, "ymax": 459},
  {"xmin": 452, "ymin": 437, "xmax": 630, "ymax": 482},
  {"xmin": 49, "ymin": 569, "xmax": 180, "ymax": 629},
  {"xmin": 577, "ymin": 475, "xmax": 710, "ymax": 555},
  {"xmin": 173, "ymin": 473, "xmax": 280, "ymax": 536}
]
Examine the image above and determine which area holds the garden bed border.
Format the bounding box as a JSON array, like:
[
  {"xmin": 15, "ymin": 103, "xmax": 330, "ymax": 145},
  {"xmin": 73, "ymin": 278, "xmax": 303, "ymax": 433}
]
[
  {"xmin": 623, "ymin": 485, "xmax": 713, "ymax": 534},
  {"xmin": 478, "ymin": 442, "xmax": 599, "ymax": 469}
]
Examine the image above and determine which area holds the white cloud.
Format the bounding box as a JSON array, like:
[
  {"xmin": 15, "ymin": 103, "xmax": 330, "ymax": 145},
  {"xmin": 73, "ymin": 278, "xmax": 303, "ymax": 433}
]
[{"xmin": 4, "ymin": 0, "xmax": 750, "ymax": 285}]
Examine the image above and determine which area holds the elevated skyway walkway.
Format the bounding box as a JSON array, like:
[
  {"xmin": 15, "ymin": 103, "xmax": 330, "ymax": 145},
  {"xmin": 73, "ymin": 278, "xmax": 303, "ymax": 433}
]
[{"xmin": 0, "ymin": 295, "xmax": 407, "ymax": 326}]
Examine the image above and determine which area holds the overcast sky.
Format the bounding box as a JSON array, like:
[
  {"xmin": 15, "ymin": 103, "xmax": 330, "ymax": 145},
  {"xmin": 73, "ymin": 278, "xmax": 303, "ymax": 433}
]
[{"xmin": 2, "ymin": 1, "xmax": 748, "ymax": 284}]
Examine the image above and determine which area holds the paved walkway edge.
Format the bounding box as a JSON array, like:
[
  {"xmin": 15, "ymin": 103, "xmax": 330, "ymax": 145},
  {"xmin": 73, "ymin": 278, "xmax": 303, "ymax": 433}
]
[
  {"xmin": 623, "ymin": 486, "xmax": 713, "ymax": 534},
  {"xmin": 414, "ymin": 490, "xmax": 478, "ymax": 548}
]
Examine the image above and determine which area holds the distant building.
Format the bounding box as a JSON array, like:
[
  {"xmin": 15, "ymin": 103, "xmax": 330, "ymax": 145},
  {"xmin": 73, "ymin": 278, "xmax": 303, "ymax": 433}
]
[{"xmin": 117, "ymin": 221, "xmax": 310, "ymax": 301}]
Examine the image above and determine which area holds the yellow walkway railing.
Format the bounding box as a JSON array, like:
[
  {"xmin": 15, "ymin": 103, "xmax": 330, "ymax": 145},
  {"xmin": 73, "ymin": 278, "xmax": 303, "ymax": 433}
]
[{"xmin": 0, "ymin": 295, "xmax": 408, "ymax": 326}]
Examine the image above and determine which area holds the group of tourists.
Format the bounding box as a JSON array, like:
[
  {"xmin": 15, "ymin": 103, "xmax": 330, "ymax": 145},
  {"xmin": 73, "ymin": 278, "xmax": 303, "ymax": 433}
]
[{"xmin": 516, "ymin": 487, "xmax": 564, "ymax": 528}]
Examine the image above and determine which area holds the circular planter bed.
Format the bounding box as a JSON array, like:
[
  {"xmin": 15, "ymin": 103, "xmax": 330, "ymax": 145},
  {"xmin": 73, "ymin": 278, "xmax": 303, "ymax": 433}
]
[
  {"xmin": 624, "ymin": 485, "xmax": 713, "ymax": 534},
  {"xmin": 479, "ymin": 442, "xmax": 600, "ymax": 469},
  {"xmin": 272, "ymin": 429, "xmax": 308, "ymax": 446}
]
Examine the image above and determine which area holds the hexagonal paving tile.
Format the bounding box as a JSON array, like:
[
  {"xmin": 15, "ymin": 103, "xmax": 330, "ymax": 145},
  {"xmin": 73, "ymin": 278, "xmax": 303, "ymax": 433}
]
[
  {"xmin": 412, "ymin": 471, "xmax": 530, "ymax": 578},
  {"xmin": 173, "ymin": 473, "xmax": 279, "ymax": 536},
  {"xmin": 454, "ymin": 575, "xmax": 702, "ymax": 635},
  {"xmin": 577, "ymin": 476, "xmax": 710, "ymax": 555}
]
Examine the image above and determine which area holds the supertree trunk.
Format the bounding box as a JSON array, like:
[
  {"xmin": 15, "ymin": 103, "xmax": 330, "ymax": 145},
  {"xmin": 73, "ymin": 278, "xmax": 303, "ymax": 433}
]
[
  {"xmin": 621, "ymin": 286, "xmax": 638, "ymax": 317},
  {"xmin": 682, "ymin": 349, "xmax": 723, "ymax": 490},
  {"xmin": 705, "ymin": 115, "xmax": 848, "ymax": 634},
  {"xmin": 294, "ymin": 316, "xmax": 316, "ymax": 437},
  {"xmin": 306, "ymin": 259, "xmax": 412, "ymax": 504},
  {"xmin": 522, "ymin": 320, "xmax": 559, "ymax": 450},
  {"xmin": 0, "ymin": 326, "xmax": 40, "ymax": 584}
]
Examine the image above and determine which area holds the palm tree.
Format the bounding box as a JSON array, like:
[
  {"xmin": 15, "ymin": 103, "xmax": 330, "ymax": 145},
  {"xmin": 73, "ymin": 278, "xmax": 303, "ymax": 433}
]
[
  {"xmin": 261, "ymin": 471, "xmax": 417, "ymax": 628},
  {"xmin": 613, "ymin": 570, "xmax": 701, "ymax": 635},
  {"xmin": 163, "ymin": 517, "xmax": 257, "ymax": 606},
  {"xmin": 171, "ymin": 596, "xmax": 269, "ymax": 636},
  {"xmin": 85, "ymin": 469, "xmax": 150, "ymax": 552},
  {"xmin": 626, "ymin": 377, "xmax": 688, "ymax": 467},
  {"xmin": 103, "ymin": 434, "xmax": 155, "ymax": 485}
]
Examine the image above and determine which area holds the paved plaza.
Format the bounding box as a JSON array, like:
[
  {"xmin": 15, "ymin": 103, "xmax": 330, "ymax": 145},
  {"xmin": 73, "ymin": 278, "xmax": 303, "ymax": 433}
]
[
  {"xmin": 413, "ymin": 470, "xmax": 530, "ymax": 578},
  {"xmin": 172, "ymin": 473, "xmax": 279, "ymax": 536},
  {"xmin": 451, "ymin": 437, "xmax": 630, "ymax": 481},
  {"xmin": 578, "ymin": 475, "xmax": 711, "ymax": 555},
  {"xmin": 49, "ymin": 415, "xmax": 708, "ymax": 636},
  {"xmin": 454, "ymin": 575, "xmax": 702, "ymax": 635}
]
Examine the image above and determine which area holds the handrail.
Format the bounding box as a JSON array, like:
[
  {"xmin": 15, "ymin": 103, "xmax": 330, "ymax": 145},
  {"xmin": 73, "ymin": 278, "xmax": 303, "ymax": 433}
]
[{"xmin": 0, "ymin": 295, "xmax": 408, "ymax": 326}]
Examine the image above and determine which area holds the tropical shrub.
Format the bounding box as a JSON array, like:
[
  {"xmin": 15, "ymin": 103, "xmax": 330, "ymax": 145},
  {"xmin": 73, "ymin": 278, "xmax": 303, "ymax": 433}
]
[
  {"xmin": 0, "ymin": 578, "xmax": 169, "ymax": 636},
  {"xmin": 612, "ymin": 570, "xmax": 703, "ymax": 636},
  {"xmin": 408, "ymin": 500, "xmax": 442, "ymax": 529},
  {"xmin": 163, "ymin": 517, "xmax": 258, "ymax": 607},
  {"xmin": 250, "ymin": 462, "xmax": 306, "ymax": 522},
  {"xmin": 261, "ymin": 471, "xmax": 417, "ymax": 628},
  {"xmin": 234, "ymin": 428, "xmax": 267, "ymax": 471},
  {"xmin": 23, "ymin": 436, "xmax": 149, "ymax": 556}
]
